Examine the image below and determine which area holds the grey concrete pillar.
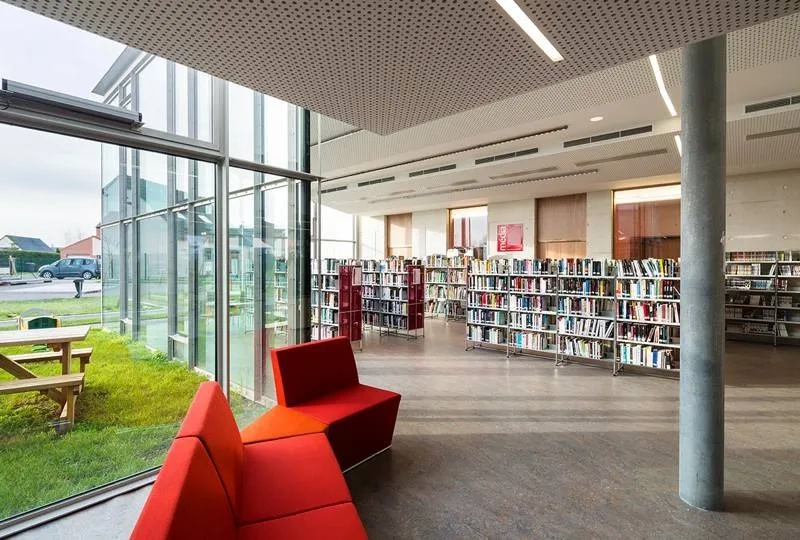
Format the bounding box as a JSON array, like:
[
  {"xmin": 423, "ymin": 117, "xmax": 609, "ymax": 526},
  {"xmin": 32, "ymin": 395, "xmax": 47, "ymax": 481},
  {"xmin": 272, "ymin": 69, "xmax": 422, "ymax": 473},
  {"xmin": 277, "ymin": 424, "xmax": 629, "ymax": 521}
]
[{"xmin": 679, "ymin": 35, "xmax": 727, "ymax": 511}]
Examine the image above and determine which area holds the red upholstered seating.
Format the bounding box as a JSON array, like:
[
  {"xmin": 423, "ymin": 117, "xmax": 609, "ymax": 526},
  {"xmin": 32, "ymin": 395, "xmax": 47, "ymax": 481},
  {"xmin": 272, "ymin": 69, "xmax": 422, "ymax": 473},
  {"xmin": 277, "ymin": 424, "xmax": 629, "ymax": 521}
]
[
  {"xmin": 238, "ymin": 503, "xmax": 367, "ymax": 540},
  {"xmin": 131, "ymin": 438, "xmax": 237, "ymax": 540},
  {"xmin": 272, "ymin": 336, "xmax": 402, "ymax": 470},
  {"xmin": 133, "ymin": 382, "xmax": 367, "ymax": 539},
  {"xmin": 240, "ymin": 404, "xmax": 328, "ymax": 445}
]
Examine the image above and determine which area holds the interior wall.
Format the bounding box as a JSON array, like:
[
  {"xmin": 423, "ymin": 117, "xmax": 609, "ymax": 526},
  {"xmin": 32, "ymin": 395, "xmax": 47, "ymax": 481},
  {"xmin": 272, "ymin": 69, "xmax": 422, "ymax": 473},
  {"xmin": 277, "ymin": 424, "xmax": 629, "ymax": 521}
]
[
  {"xmin": 358, "ymin": 215, "xmax": 386, "ymax": 259},
  {"xmin": 487, "ymin": 199, "xmax": 536, "ymax": 258},
  {"xmin": 586, "ymin": 190, "xmax": 613, "ymax": 259},
  {"xmin": 726, "ymin": 168, "xmax": 800, "ymax": 252},
  {"xmin": 411, "ymin": 209, "xmax": 448, "ymax": 258}
]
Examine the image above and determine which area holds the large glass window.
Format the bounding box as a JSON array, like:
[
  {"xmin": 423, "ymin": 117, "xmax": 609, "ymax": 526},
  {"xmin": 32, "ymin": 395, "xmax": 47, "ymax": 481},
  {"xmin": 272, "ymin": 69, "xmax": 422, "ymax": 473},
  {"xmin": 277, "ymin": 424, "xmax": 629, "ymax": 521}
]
[
  {"xmin": 138, "ymin": 214, "xmax": 169, "ymax": 351},
  {"xmin": 614, "ymin": 185, "xmax": 681, "ymax": 259},
  {"xmin": 0, "ymin": 4, "xmax": 309, "ymax": 524},
  {"xmin": 101, "ymin": 224, "xmax": 121, "ymax": 330},
  {"xmin": 194, "ymin": 202, "xmax": 216, "ymax": 374},
  {"xmin": 137, "ymin": 57, "xmax": 168, "ymax": 133},
  {"xmin": 450, "ymin": 206, "xmax": 488, "ymax": 256}
]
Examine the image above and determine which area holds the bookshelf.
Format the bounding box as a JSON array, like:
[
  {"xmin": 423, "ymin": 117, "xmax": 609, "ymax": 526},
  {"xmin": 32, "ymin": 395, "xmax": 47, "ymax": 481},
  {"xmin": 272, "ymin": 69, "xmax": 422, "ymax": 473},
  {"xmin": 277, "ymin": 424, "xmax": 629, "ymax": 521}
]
[
  {"xmin": 361, "ymin": 258, "xmax": 425, "ymax": 339},
  {"xmin": 425, "ymin": 255, "xmax": 449, "ymax": 319},
  {"xmin": 465, "ymin": 257, "xmax": 682, "ymax": 377},
  {"xmin": 311, "ymin": 259, "xmax": 363, "ymax": 348},
  {"xmin": 613, "ymin": 258, "xmax": 680, "ymax": 373},
  {"xmin": 446, "ymin": 255, "xmax": 470, "ymax": 321},
  {"xmin": 725, "ymin": 250, "xmax": 800, "ymax": 344}
]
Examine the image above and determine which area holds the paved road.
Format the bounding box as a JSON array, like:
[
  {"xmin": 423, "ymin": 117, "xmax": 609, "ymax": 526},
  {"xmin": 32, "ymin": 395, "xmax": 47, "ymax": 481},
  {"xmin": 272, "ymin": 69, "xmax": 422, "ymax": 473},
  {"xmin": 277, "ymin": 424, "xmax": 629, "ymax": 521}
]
[{"xmin": 0, "ymin": 280, "xmax": 102, "ymax": 301}]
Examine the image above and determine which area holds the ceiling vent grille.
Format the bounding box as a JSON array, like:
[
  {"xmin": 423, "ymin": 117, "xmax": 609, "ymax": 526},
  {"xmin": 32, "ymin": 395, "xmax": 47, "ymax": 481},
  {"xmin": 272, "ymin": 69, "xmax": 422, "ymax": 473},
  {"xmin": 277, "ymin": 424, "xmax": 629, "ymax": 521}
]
[
  {"xmin": 357, "ymin": 176, "xmax": 395, "ymax": 187},
  {"xmin": 475, "ymin": 147, "xmax": 538, "ymax": 165},
  {"xmin": 575, "ymin": 149, "xmax": 668, "ymax": 167},
  {"xmin": 563, "ymin": 125, "xmax": 653, "ymax": 149},
  {"xmin": 426, "ymin": 179, "xmax": 478, "ymax": 189},
  {"xmin": 744, "ymin": 95, "xmax": 800, "ymax": 114},
  {"xmin": 746, "ymin": 126, "xmax": 800, "ymax": 141},
  {"xmin": 370, "ymin": 169, "xmax": 598, "ymax": 204},
  {"xmin": 408, "ymin": 163, "xmax": 456, "ymax": 178},
  {"xmin": 321, "ymin": 185, "xmax": 348, "ymax": 194}
]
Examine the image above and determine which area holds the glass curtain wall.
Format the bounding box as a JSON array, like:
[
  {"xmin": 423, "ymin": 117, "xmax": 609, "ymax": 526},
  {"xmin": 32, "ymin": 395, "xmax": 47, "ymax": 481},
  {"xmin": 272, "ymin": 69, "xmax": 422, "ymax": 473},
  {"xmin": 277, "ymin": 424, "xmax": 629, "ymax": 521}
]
[
  {"xmin": 0, "ymin": 4, "xmax": 312, "ymax": 522},
  {"xmin": 614, "ymin": 185, "xmax": 681, "ymax": 259},
  {"xmin": 449, "ymin": 206, "xmax": 488, "ymax": 257}
]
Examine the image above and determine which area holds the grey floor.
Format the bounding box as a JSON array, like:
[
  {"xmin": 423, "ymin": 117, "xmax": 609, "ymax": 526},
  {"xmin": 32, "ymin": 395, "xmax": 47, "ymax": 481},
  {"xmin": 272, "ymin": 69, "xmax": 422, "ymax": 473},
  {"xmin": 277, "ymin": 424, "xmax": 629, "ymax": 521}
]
[{"xmin": 14, "ymin": 321, "xmax": 800, "ymax": 539}]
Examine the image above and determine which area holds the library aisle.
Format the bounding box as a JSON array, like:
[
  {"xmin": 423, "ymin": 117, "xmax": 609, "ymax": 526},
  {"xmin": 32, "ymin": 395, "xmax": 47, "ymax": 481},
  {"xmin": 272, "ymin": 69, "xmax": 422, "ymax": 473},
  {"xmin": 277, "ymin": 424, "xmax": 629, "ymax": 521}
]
[{"xmin": 343, "ymin": 319, "xmax": 800, "ymax": 538}]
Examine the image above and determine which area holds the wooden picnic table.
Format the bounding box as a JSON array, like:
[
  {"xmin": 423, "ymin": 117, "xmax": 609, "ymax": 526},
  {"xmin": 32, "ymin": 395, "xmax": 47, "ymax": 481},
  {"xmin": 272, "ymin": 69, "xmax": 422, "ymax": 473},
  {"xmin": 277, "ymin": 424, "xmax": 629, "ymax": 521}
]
[
  {"xmin": 0, "ymin": 325, "xmax": 90, "ymax": 376},
  {"xmin": 0, "ymin": 326, "xmax": 91, "ymax": 429}
]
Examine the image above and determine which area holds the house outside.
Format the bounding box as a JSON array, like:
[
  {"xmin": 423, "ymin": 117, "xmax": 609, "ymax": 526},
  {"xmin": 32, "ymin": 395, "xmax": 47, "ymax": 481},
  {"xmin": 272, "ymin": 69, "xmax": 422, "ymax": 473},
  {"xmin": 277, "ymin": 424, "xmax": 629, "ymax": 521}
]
[
  {"xmin": 0, "ymin": 235, "xmax": 56, "ymax": 252},
  {"xmin": 61, "ymin": 227, "xmax": 102, "ymax": 259}
]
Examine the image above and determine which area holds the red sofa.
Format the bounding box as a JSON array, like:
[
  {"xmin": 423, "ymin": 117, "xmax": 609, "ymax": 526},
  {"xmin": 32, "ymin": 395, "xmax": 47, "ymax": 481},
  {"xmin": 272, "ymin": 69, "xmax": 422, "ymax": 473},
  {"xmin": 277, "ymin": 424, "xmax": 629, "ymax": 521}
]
[
  {"xmin": 271, "ymin": 336, "xmax": 402, "ymax": 470},
  {"xmin": 131, "ymin": 382, "xmax": 367, "ymax": 539}
]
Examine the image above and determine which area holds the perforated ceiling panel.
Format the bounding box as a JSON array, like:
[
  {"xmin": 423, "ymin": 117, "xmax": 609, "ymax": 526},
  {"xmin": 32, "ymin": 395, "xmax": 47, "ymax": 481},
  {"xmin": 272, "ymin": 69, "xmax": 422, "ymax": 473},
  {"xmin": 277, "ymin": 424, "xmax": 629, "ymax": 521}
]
[{"xmin": 6, "ymin": 0, "xmax": 800, "ymax": 134}]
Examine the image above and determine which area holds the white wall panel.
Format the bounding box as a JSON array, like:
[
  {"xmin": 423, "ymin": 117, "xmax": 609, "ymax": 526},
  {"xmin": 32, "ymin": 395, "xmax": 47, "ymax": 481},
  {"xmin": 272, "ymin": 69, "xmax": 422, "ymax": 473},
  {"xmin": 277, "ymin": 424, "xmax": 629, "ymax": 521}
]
[{"xmin": 411, "ymin": 209, "xmax": 448, "ymax": 258}]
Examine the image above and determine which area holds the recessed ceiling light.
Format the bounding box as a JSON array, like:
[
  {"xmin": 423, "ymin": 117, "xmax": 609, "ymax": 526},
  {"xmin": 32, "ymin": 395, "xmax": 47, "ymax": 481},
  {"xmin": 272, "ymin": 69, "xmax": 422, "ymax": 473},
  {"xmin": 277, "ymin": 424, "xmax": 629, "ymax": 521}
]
[
  {"xmin": 648, "ymin": 54, "xmax": 677, "ymax": 117},
  {"xmin": 495, "ymin": 0, "xmax": 564, "ymax": 62},
  {"xmin": 590, "ymin": 116, "xmax": 604, "ymax": 122},
  {"xmin": 674, "ymin": 134, "xmax": 682, "ymax": 157}
]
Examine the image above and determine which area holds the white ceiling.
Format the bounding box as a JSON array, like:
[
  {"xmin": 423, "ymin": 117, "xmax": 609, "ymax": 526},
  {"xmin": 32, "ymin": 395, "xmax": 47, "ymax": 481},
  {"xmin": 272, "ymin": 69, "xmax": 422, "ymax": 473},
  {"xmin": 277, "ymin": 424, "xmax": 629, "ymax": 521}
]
[
  {"xmin": 5, "ymin": 0, "xmax": 800, "ymax": 134},
  {"xmin": 313, "ymin": 13, "xmax": 800, "ymax": 215}
]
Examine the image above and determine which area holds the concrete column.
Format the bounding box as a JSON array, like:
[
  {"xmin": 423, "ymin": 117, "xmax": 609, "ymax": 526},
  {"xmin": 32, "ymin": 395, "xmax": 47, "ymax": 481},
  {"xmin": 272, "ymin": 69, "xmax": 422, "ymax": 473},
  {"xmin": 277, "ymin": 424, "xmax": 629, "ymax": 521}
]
[{"xmin": 678, "ymin": 35, "xmax": 727, "ymax": 511}]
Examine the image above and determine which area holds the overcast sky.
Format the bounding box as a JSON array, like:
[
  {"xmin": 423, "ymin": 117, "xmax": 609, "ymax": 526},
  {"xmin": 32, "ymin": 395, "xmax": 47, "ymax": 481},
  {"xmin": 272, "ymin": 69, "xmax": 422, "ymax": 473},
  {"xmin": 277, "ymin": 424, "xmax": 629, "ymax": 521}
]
[{"xmin": 0, "ymin": 3, "xmax": 124, "ymax": 248}]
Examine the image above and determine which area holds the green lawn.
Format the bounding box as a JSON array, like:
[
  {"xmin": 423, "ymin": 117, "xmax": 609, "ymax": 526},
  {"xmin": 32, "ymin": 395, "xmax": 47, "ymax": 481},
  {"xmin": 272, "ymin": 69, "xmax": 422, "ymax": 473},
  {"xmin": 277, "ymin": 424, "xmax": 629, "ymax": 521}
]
[
  {"xmin": 0, "ymin": 296, "xmax": 102, "ymax": 322},
  {"xmin": 0, "ymin": 329, "xmax": 262, "ymax": 520}
]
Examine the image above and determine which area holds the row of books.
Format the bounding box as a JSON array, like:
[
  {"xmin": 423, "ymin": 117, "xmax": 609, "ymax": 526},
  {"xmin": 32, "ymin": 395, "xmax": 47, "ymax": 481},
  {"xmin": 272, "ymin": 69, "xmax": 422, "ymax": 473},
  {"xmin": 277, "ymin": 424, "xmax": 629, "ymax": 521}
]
[
  {"xmin": 468, "ymin": 310, "xmax": 507, "ymax": 325},
  {"xmin": 778, "ymin": 265, "xmax": 800, "ymax": 277},
  {"xmin": 509, "ymin": 331, "xmax": 554, "ymax": 351},
  {"xmin": 726, "ymin": 263, "xmax": 768, "ymax": 276},
  {"xmin": 311, "ymin": 291, "xmax": 338, "ymax": 308},
  {"xmin": 558, "ymin": 297, "xmax": 612, "ymax": 317},
  {"xmin": 617, "ymin": 323, "xmax": 675, "ymax": 345},
  {"xmin": 467, "ymin": 325, "xmax": 507, "ymax": 344},
  {"xmin": 560, "ymin": 278, "xmax": 612, "ymax": 297},
  {"xmin": 312, "ymin": 275, "xmax": 339, "ymax": 290},
  {"xmin": 617, "ymin": 301, "xmax": 680, "ymax": 323},
  {"xmin": 557, "ymin": 317, "xmax": 613, "ymax": 339},
  {"xmin": 727, "ymin": 278, "xmax": 773, "ymax": 290},
  {"xmin": 509, "ymin": 276, "xmax": 556, "ymax": 293},
  {"xmin": 509, "ymin": 312, "xmax": 554, "ymax": 330},
  {"xmin": 426, "ymin": 270, "xmax": 448, "ymax": 283},
  {"xmin": 470, "ymin": 259, "xmax": 509, "ymax": 275},
  {"xmin": 312, "ymin": 309, "xmax": 338, "ymax": 325},
  {"xmin": 560, "ymin": 337, "xmax": 607, "ymax": 359},
  {"xmin": 618, "ymin": 344, "xmax": 677, "ymax": 369},
  {"xmin": 511, "ymin": 258, "xmax": 556, "ymax": 275},
  {"xmin": 558, "ymin": 258, "xmax": 612, "ymax": 277},
  {"xmin": 778, "ymin": 296, "xmax": 800, "ymax": 308},
  {"xmin": 614, "ymin": 258, "xmax": 679, "ymax": 278},
  {"xmin": 616, "ymin": 280, "xmax": 679, "ymax": 299},
  {"xmin": 312, "ymin": 324, "xmax": 338, "ymax": 340},
  {"xmin": 727, "ymin": 321, "xmax": 773, "ymax": 335},
  {"xmin": 469, "ymin": 275, "xmax": 508, "ymax": 291},
  {"xmin": 509, "ymin": 295, "xmax": 553, "ymax": 312},
  {"xmin": 725, "ymin": 306, "xmax": 772, "ymax": 320},
  {"xmin": 468, "ymin": 292, "xmax": 507, "ymax": 308}
]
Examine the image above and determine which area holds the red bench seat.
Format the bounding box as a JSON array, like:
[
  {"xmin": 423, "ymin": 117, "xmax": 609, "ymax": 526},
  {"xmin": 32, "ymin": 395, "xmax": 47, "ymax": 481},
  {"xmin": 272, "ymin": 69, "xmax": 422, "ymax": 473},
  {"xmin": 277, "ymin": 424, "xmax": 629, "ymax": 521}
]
[
  {"xmin": 272, "ymin": 336, "xmax": 402, "ymax": 470},
  {"xmin": 131, "ymin": 382, "xmax": 367, "ymax": 539}
]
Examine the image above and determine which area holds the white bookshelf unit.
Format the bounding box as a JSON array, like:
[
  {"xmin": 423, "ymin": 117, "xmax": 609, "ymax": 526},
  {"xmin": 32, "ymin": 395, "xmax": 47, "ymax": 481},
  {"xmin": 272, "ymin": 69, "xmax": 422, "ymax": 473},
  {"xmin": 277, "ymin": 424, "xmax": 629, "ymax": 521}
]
[
  {"xmin": 465, "ymin": 257, "xmax": 682, "ymax": 377},
  {"xmin": 361, "ymin": 258, "xmax": 426, "ymax": 339},
  {"xmin": 425, "ymin": 254, "xmax": 470, "ymax": 321},
  {"xmin": 725, "ymin": 250, "xmax": 800, "ymax": 344}
]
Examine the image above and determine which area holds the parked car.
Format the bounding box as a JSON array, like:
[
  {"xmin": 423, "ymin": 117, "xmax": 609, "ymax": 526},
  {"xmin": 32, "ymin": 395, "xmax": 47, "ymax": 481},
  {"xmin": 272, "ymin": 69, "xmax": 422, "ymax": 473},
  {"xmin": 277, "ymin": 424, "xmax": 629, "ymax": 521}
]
[{"xmin": 38, "ymin": 257, "xmax": 101, "ymax": 279}]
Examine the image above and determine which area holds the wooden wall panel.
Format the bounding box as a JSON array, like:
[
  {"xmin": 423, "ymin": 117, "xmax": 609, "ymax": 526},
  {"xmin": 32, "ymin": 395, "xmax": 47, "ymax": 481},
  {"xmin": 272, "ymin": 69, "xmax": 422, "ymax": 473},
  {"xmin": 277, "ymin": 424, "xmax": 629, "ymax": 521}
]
[
  {"xmin": 386, "ymin": 213, "xmax": 412, "ymax": 258},
  {"xmin": 537, "ymin": 194, "xmax": 587, "ymax": 243},
  {"xmin": 537, "ymin": 194, "xmax": 587, "ymax": 257}
]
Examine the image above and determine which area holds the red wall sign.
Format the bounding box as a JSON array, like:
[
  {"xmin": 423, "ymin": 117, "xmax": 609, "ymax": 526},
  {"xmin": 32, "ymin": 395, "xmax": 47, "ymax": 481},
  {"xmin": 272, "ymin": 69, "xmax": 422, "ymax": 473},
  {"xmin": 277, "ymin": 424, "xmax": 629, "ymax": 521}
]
[{"xmin": 497, "ymin": 223, "xmax": 524, "ymax": 252}]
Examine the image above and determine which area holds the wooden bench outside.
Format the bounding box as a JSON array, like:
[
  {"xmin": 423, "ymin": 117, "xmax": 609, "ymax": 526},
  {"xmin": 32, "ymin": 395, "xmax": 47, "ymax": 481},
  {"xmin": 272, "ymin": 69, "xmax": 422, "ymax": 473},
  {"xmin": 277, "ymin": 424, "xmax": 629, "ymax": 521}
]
[
  {"xmin": 0, "ymin": 373, "xmax": 85, "ymax": 432},
  {"xmin": 6, "ymin": 347, "xmax": 93, "ymax": 373}
]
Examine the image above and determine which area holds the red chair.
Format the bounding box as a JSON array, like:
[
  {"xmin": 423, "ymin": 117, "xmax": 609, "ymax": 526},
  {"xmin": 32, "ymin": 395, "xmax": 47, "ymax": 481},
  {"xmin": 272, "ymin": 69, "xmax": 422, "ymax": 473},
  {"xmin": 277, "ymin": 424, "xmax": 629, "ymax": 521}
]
[
  {"xmin": 272, "ymin": 336, "xmax": 402, "ymax": 470},
  {"xmin": 131, "ymin": 382, "xmax": 367, "ymax": 539}
]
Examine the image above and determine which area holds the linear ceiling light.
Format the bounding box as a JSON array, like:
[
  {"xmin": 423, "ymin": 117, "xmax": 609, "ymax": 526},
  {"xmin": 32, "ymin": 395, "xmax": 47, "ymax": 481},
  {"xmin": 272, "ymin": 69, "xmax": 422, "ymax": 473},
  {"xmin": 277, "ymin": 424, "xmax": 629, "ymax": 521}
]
[
  {"xmin": 674, "ymin": 135, "xmax": 682, "ymax": 157},
  {"xmin": 648, "ymin": 54, "xmax": 677, "ymax": 117},
  {"xmin": 615, "ymin": 184, "xmax": 681, "ymax": 204},
  {"xmin": 496, "ymin": 0, "xmax": 564, "ymax": 62}
]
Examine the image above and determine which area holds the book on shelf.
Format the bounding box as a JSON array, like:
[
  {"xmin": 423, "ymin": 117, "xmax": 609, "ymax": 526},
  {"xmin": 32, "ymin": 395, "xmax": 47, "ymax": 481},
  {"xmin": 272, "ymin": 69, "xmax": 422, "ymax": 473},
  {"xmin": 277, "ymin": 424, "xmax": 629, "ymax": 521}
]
[
  {"xmin": 618, "ymin": 344, "xmax": 677, "ymax": 369},
  {"xmin": 558, "ymin": 258, "xmax": 611, "ymax": 277},
  {"xmin": 561, "ymin": 277, "xmax": 612, "ymax": 297},
  {"xmin": 615, "ymin": 258, "xmax": 679, "ymax": 278},
  {"xmin": 512, "ymin": 258, "xmax": 556, "ymax": 275}
]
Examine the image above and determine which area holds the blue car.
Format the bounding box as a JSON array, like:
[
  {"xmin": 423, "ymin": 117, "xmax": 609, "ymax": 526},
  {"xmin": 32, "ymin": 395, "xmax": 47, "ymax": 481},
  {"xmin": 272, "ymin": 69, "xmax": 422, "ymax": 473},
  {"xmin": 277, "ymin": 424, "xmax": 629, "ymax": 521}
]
[{"xmin": 38, "ymin": 257, "xmax": 101, "ymax": 280}]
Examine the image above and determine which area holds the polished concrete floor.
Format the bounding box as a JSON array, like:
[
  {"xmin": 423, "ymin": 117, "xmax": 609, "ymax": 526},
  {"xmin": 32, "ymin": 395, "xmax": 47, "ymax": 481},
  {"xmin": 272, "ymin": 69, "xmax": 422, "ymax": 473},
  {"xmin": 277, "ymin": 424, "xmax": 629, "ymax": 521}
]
[{"xmin": 14, "ymin": 321, "xmax": 800, "ymax": 539}]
